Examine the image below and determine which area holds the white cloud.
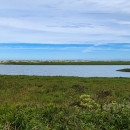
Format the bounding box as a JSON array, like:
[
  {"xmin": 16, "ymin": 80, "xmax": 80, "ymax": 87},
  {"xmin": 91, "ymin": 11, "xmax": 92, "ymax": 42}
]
[{"xmin": 0, "ymin": 0, "xmax": 130, "ymax": 44}]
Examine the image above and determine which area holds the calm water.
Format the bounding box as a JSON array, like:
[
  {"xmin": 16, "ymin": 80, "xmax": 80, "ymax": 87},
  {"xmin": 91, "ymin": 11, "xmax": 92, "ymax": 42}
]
[{"xmin": 0, "ymin": 65, "xmax": 130, "ymax": 77}]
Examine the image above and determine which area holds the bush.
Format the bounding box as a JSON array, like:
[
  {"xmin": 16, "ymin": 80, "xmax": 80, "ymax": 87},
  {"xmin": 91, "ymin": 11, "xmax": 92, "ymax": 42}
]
[{"xmin": 0, "ymin": 95, "xmax": 130, "ymax": 130}]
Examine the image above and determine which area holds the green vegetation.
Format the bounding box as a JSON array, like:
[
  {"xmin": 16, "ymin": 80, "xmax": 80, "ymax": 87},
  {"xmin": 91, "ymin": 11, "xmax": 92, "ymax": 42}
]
[
  {"xmin": 117, "ymin": 68, "xmax": 130, "ymax": 72},
  {"xmin": 0, "ymin": 75, "xmax": 130, "ymax": 129},
  {"xmin": 1, "ymin": 60, "xmax": 130, "ymax": 65}
]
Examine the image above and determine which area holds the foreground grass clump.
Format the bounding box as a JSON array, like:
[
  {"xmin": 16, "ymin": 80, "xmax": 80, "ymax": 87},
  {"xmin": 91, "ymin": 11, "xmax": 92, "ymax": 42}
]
[
  {"xmin": 0, "ymin": 75, "xmax": 130, "ymax": 129},
  {"xmin": 117, "ymin": 68, "xmax": 130, "ymax": 72}
]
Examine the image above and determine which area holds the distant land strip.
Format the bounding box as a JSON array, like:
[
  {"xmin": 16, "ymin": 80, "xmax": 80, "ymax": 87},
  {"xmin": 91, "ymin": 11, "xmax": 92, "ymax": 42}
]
[
  {"xmin": 1, "ymin": 60, "xmax": 130, "ymax": 65},
  {"xmin": 117, "ymin": 68, "xmax": 130, "ymax": 72}
]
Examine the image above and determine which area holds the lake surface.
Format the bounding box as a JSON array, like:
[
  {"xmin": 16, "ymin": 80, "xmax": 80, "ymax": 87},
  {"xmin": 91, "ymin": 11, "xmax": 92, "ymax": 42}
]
[{"xmin": 0, "ymin": 65, "xmax": 130, "ymax": 77}]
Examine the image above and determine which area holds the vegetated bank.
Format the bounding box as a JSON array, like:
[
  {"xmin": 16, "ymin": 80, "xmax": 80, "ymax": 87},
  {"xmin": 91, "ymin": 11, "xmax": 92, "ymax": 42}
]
[
  {"xmin": 0, "ymin": 75, "xmax": 130, "ymax": 129},
  {"xmin": 1, "ymin": 60, "xmax": 130, "ymax": 65},
  {"xmin": 117, "ymin": 68, "xmax": 130, "ymax": 72}
]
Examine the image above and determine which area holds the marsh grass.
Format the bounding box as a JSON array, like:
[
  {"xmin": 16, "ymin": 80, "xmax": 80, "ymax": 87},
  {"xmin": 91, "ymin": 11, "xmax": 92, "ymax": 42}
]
[
  {"xmin": 117, "ymin": 68, "xmax": 130, "ymax": 72},
  {"xmin": 0, "ymin": 75, "xmax": 130, "ymax": 129},
  {"xmin": 0, "ymin": 75, "xmax": 130, "ymax": 105}
]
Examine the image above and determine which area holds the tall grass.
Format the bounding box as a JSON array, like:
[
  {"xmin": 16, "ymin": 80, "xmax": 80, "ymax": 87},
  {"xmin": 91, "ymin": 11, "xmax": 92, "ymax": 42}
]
[
  {"xmin": 0, "ymin": 95, "xmax": 130, "ymax": 130},
  {"xmin": 0, "ymin": 75, "xmax": 130, "ymax": 129}
]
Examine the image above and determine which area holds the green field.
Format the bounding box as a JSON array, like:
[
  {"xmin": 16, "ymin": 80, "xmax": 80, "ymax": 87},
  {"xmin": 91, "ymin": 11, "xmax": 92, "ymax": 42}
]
[{"xmin": 0, "ymin": 75, "xmax": 130, "ymax": 129}]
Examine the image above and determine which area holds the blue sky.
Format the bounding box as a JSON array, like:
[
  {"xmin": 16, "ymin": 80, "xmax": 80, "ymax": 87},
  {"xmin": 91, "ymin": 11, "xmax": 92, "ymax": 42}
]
[{"xmin": 0, "ymin": 0, "xmax": 130, "ymax": 60}]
